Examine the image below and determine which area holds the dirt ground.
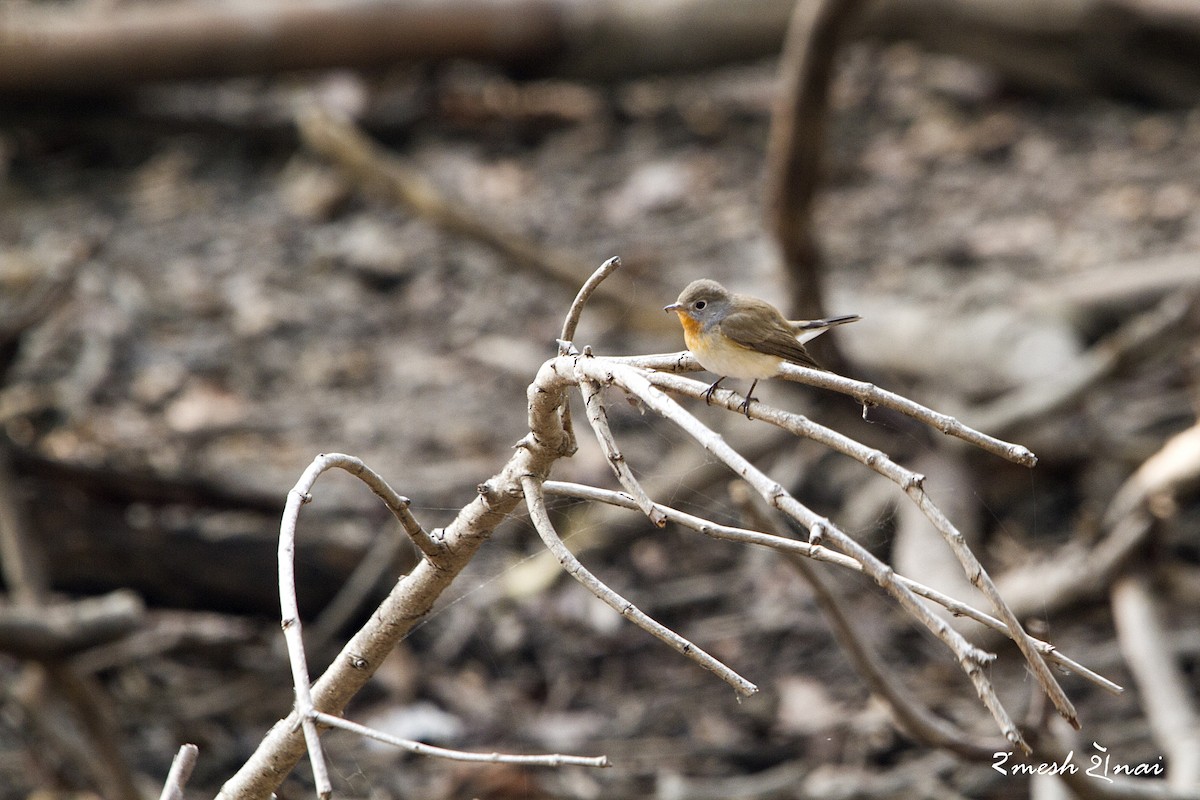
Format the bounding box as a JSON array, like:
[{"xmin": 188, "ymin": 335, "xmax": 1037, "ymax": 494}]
[{"xmin": 1, "ymin": 37, "xmax": 1198, "ymax": 800}]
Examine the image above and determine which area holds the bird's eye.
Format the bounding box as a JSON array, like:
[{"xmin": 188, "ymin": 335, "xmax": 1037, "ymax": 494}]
[{"xmin": 694, "ymin": 300, "xmax": 706, "ymax": 310}]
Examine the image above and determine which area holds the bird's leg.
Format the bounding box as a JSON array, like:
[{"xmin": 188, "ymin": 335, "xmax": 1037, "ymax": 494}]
[
  {"xmin": 702, "ymin": 376, "xmax": 725, "ymax": 405},
  {"xmin": 738, "ymin": 380, "xmax": 759, "ymax": 418}
]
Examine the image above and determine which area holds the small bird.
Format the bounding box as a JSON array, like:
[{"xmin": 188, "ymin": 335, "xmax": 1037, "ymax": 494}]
[{"xmin": 664, "ymin": 279, "xmax": 859, "ymax": 416}]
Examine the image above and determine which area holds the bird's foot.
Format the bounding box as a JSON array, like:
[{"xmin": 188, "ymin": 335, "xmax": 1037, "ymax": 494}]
[
  {"xmin": 738, "ymin": 380, "xmax": 760, "ymax": 418},
  {"xmin": 702, "ymin": 377, "xmax": 725, "ymax": 405}
]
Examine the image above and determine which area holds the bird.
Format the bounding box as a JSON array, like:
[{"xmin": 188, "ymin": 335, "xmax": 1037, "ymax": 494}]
[{"xmin": 663, "ymin": 278, "xmax": 859, "ymax": 416}]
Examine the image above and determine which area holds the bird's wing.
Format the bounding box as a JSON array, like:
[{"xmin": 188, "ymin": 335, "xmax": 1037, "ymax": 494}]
[{"xmin": 718, "ymin": 300, "xmax": 823, "ymax": 369}]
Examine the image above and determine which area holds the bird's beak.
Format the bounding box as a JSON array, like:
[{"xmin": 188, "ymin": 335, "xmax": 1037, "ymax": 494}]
[{"xmin": 663, "ymin": 302, "xmax": 682, "ymax": 313}]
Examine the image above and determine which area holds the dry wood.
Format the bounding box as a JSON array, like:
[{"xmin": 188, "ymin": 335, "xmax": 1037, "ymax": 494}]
[
  {"xmin": 729, "ymin": 481, "xmax": 1006, "ymax": 761},
  {"xmin": 216, "ymin": 262, "xmax": 1119, "ymax": 796}
]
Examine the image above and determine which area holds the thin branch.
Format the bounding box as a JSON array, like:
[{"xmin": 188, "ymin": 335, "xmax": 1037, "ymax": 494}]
[
  {"xmin": 617, "ymin": 351, "xmax": 1037, "ymax": 467},
  {"xmin": 560, "ymin": 255, "xmax": 621, "ymax": 347},
  {"xmin": 275, "ymin": 454, "xmax": 437, "ymax": 799},
  {"xmin": 278, "ymin": 482, "xmax": 332, "ymax": 799},
  {"xmin": 520, "ymin": 474, "xmax": 758, "ymax": 697},
  {"xmin": 323, "ymin": 453, "xmax": 442, "ymax": 560},
  {"xmin": 220, "ymin": 369, "xmax": 580, "ymax": 800},
  {"xmin": 575, "ymin": 369, "xmax": 666, "ymax": 527},
  {"xmin": 729, "ymin": 481, "xmax": 1006, "ymax": 761},
  {"xmin": 542, "ymin": 481, "xmax": 1121, "ymax": 696},
  {"xmin": 571, "ymin": 356, "xmax": 1028, "ymax": 751},
  {"xmin": 158, "ymin": 743, "xmax": 200, "ymax": 800},
  {"xmin": 648, "ymin": 369, "xmax": 1077, "ymax": 728},
  {"xmin": 556, "ymin": 256, "xmax": 623, "ymax": 459},
  {"xmin": 310, "ymin": 710, "xmax": 610, "ymax": 768}
]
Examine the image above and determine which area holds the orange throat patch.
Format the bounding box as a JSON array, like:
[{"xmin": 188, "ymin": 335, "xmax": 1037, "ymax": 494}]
[{"xmin": 675, "ymin": 312, "xmax": 705, "ymax": 352}]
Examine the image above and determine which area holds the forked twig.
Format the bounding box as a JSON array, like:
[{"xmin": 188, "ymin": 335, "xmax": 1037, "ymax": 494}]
[
  {"xmin": 616, "ymin": 352, "xmax": 1037, "ymax": 467},
  {"xmin": 274, "ymin": 453, "xmax": 610, "ymax": 799},
  {"xmin": 576, "ymin": 370, "xmax": 666, "ymax": 527},
  {"xmin": 568, "ymin": 356, "xmax": 1029, "ymax": 751},
  {"xmin": 647, "ymin": 371, "xmax": 1079, "ymax": 729},
  {"xmin": 729, "ymin": 481, "xmax": 1006, "ymax": 761},
  {"xmin": 540, "ymin": 480, "xmax": 1121, "ymax": 696},
  {"xmin": 521, "ymin": 475, "xmax": 758, "ymax": 697}
]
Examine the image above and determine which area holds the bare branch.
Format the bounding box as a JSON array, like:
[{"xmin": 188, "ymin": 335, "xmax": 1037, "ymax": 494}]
[
  {"xmin": 571, "ymin": 356, "xmax": 1029, "ymax": 750},
  {"xmin": 729, "ymin": 481, "xmax": 1006, "ymax": 761},
  {"xmin": 560, "ymin": 255, "xmax": 621, "ymax": 348},
  {"xmin": 647, "ymin": 368, "xmax": 1077, "ymax": 729},
  {"xmin": 576, "ymin": 371, "xmax": 667, "ymax": 527},
  {"xmin": 520, "ymin": 474, "xmax": 758, "ymax": 697},
  {"xmin": 219, "ymin": 357, "xmax": 578, "ymax": 799},
  {"xmin": 311, "ymin": 711, "xmax": 610, "ymax": 768},
  {"xmin": 316, "ymin": 453, "xmax": 442, "ymax": 560},
  {"xmin": 278, "ymin": 482, "xmax": 332, "ymax": 799},
  {"xmin": 617, "ymin": 352, "xmax": 1037, "ymax": 466},
  {"xmin": 158, "ymin": 744, "xmax": 200, "ymax": 800},
  {"xmin": 542, "ymin": 480, "xmax": 1121, "ymax": 696}
]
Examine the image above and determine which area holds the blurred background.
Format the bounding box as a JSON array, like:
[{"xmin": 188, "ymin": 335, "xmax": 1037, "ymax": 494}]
[{"xmin": 1, "ymin": 0, "xmax": 1198, "ymax": 798}]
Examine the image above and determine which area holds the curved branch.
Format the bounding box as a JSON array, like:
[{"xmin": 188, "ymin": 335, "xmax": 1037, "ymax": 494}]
[{"xmin": 521, "ymin": 475, "xmax": 757, "ymax": 697}]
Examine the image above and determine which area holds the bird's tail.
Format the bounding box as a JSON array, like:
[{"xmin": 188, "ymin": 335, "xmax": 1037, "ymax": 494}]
[{"xmin": 789, "ymin": 314, "xmax": 860, "ymax": 343}]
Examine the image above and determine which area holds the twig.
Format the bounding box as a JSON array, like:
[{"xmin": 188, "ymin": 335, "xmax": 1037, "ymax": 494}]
[
  {"xmin": 643, "ymin": 368, "xmax": 1080, "ymax": 728},
  {"xmin": 554, "ymin": 255, "xmax": 622, "ymax": 457},
  {"xmin": 1112, "ymin": 574, "xmax": 1200, "ymax": 790},
  {"xmin": 618, "ymin": 351, "xmax": 1038, "ymax": 466},
  {"xmin": 728, "ymin": 481, "xmax": 1007, "ymax": 761},
  {"xmin": 542, "ymin": 480, "xmax": 1121, "ymax": 696},
  {"xmin": 275, "ymin": 453, "xmax": 436, "ymax": 799},
  {"xmin": 220, "ymin": 373, "xmax": 578, "ymax": 799},
  {"xmin": 279, "ymin": 481, "xmax": 332, "ymax": 799},
  {"xmin": 560, "ymin": 255, "xmax": 621, "ymax": 347},
  {"xmin": 575, "ymin": 369, "xmax": 667, "ymax": 527},
  {"xmin": 571, "ymin": 356, "xmax": 1028, "ymax": 750},
  {"xmin": 158, "ymin": 743, "xmax": 200, "ymax": 800},
  {"xmin": 320, "ymin": 453, "xmax": 442, "ymax": 560},
  {"xmin": 520, "ymin": 474, "xmax": 758, "ymax": 697},
  {"xmin": 310, "ymin": 710, "xmax": 609, "ymax": 768}
]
